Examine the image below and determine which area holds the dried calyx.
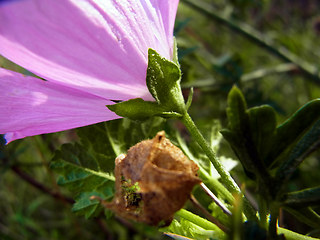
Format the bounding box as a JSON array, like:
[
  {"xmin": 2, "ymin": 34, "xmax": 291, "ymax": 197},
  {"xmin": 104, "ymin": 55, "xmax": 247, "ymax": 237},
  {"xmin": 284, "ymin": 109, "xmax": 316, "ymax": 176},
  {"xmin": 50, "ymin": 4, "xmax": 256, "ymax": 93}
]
[{"xmin": 105, "ymin": 131, "xmax": 201, "ymax": 226}]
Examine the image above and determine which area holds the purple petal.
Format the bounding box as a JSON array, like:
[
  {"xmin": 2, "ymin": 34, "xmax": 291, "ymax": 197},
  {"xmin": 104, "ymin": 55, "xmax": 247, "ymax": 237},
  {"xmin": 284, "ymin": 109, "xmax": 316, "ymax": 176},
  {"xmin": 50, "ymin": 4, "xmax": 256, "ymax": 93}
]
[
  {"xmin": 0, "ymin": 0, "xmax": 179, "ymax": 101},
  {"xmin": 0, "ymin": 68, "xmax": 120, "ymax": 143}
]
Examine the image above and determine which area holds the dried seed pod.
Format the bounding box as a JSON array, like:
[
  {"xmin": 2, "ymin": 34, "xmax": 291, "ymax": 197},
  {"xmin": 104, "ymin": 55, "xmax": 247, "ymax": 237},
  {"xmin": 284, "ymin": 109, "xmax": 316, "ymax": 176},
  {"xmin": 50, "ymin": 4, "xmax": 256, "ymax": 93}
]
[{"xmin": 106, "ymin": 131, "xmax": 201, "ymax": 226}]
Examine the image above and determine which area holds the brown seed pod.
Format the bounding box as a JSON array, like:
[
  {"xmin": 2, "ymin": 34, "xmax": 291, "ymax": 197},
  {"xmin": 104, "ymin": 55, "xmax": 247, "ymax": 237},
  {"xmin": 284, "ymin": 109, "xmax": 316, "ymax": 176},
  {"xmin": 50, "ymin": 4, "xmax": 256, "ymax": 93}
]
[{"xmin": 105, "ymin": 131, "xmax": 201, "ymax": 226}]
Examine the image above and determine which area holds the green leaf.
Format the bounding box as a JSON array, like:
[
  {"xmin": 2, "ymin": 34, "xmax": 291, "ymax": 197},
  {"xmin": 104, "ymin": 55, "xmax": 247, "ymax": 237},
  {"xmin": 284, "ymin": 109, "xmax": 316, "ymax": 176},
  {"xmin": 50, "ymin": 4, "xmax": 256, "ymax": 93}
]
[
  {"xmin": 222, "ymin": 86, "xmax": 273, "ymax": 188},
  {"xmin": 146, "ymin": 48, "xmax": 186, "ymax": 114},
  {"xmin": 226, "ymin": 85, "xmax": 248, "ymax": 131},
  {"xmin": 247, "ymin": 105, "xmax": 277, "ymax": 161},
  {"xmin": 223, "ymin": 86, "xmax": 258, "ymax": 176},
  {"xmin": 77, "ymin": 120, "xmax": 126, "ymax": 159},
  {"xmin": 266, "ymin": 99, "xmax": 320, "ymax": 167},
  {"xmin": 220, "ymin": 129, "xmax": 256, "ymax": 175},
  {"xmin": 282, "ymin": 187, "xmax": 320, "ymax": 208},
  {"xmin": 283, "ymin": 207, "xmax": 320, "ymax": 229},
  {"xmin": 276, "ymin": 119, "xmax": 320, "ymax": 186},
  {"xmin": 51, "ymin": 143, "xmax": 115, "ymax": 218}
]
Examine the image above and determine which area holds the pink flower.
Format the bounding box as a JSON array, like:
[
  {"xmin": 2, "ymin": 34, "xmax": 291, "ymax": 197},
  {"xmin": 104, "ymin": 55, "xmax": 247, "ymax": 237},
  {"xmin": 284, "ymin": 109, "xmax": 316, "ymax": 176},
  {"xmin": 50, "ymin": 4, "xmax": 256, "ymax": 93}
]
[{"xmin": 0, "ymin": 0, "xmax": 179, "ymax": 143}]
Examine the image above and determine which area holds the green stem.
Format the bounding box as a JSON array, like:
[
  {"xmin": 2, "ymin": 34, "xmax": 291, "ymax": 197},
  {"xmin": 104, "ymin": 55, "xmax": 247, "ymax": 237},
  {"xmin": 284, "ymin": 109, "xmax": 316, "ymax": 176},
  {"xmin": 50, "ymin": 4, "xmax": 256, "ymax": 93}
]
[
  {"xmin": 175, "ymin": 129, "xmax": 234, "ymax": 204},
  {"xmin": 181, "ymin": 112, "xmax": 257, "ymax": 221},
  {"xmin": 182, "ymin": 113, "xmax": 238, "ymax": 192},
  {"xmin": 181, "ymin": 0, "xmax": 320, "ymax": 85}
]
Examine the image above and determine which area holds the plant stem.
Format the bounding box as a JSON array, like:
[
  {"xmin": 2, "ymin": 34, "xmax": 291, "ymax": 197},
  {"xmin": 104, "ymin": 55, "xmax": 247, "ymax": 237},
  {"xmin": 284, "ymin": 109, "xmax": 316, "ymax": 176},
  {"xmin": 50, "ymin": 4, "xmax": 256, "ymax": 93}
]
[
  {"xmin": 175, "ymin": 130, "xmax": 235, "ymax": 205},
  {"xmin": 181, "ymin": 112, "xmax": 257, "ymax": 221},
  {"xmin": 181, "ymin": 0, "xmax": 320, "ymax": 85},
  {"xmin": 181, "ymin": 113, "xmax": 238, "ymax": 193}
]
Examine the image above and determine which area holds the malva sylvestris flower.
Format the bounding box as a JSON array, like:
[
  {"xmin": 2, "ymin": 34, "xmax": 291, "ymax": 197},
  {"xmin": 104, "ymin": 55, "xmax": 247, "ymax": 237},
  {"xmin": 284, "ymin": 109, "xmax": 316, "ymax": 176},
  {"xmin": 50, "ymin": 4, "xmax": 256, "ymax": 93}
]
[{"xmin": 0, "ymin": 0, "xmax": 179, "ymax": 143}]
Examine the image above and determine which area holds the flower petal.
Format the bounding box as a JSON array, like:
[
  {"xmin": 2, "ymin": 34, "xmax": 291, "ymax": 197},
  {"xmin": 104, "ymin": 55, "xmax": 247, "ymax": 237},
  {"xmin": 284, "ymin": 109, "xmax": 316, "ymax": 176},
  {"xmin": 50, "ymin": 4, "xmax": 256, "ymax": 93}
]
[
  {"xmin": 0, "ymin": 0, "xmax": 179, "ymax": 101},
  {"xmin": 0, "ymin": 68, "xmax": 119, "ymax": 143}
]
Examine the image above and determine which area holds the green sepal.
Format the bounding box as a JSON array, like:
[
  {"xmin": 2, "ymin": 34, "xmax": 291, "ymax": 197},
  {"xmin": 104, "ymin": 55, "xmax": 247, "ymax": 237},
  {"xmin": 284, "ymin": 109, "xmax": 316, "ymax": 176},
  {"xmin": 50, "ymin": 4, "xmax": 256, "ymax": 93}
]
[
  {"xmin": 107, "ymin": 98, "xmax": 167, "ymax": 120},
  {"xmin": 172, "ymin": 37, "xmax": 180, "ymax": 66},
  {"xmin": 186, "ymin": 87, "xmax": 194, "ymax": 111},
  {"xmin": 282, "ymin": 187, "xmax": 320, "ymax": 208},
  {"xmin": 107, "ymin": 48, "xmax": 187, "ymax": 120},
  {"xmin": 146, "ymin": 48, "xmax": 186, "ymax": 114}
]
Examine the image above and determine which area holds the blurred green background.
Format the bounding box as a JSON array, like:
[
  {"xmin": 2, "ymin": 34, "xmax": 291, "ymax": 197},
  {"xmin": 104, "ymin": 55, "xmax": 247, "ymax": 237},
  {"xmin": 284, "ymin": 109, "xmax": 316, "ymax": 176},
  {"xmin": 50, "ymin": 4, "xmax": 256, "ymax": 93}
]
[{"xmin": 1, "ymin": 0, "xmax": 320, "ymax": 239}]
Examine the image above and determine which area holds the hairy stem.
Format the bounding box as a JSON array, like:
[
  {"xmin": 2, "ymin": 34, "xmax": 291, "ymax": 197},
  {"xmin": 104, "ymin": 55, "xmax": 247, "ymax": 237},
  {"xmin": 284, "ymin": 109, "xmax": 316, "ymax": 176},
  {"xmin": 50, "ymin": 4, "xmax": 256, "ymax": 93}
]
[
  {"xmin": 181, "ymin": 112, "xmax": 257, "ymax": 221},
  {"xmin": 181, "ymin": 113, "xmax": 238, "ymax": 192}
]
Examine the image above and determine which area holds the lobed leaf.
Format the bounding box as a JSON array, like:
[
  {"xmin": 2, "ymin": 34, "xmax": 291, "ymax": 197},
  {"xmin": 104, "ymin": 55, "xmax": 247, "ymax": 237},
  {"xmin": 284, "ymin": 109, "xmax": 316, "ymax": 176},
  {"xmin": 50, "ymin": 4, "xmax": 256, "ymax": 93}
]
[
  {"xmin": 51, "ymin": 143, "xmax": 115, "ymax": 218},
  {"xmin": 222, "ymin": 86, "xmax": 269, "ymax": 180}
]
